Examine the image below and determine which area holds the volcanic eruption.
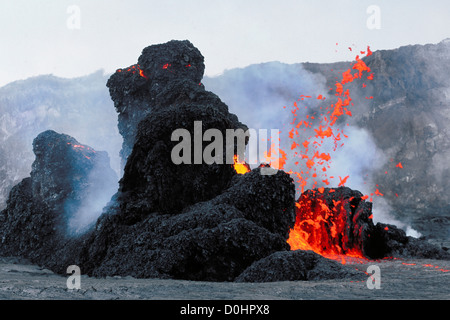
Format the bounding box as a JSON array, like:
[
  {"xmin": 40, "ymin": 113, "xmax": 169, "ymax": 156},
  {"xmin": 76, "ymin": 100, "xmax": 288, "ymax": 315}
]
[{"xmin": 0, "ymin": 40, "xmax": 448, "ymax": 282}]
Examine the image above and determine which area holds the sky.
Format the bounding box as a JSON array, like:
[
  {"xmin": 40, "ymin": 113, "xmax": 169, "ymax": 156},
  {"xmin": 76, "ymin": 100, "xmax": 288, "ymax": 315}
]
[{"xmin": 1, "ymin": 0, "xmax": 450, "ymax": 87}]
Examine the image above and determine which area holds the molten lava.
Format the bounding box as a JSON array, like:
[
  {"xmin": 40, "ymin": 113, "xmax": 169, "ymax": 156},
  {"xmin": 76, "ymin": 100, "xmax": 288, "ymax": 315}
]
[
  {"xmin": 116, "ymin": 64, "xmax": 148, "ymax": 79},
  {"xmin": 263, "ymin": 143, "xmax": 287, "ymax": 170},
  {"xmin": 282, "ymin": 45, "xmax": 376, "ymax": 197},
  {"xmin": 233, "ymin": 155, "xmax": 251, "ymax": 174},
  {"xmin": 287, "ymin": 189, "xmax": 366, "ymax": 264}
]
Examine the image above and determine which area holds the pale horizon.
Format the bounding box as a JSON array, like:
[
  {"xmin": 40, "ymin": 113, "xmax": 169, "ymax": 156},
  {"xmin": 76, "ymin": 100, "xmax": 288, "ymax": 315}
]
[{"xmin": 1, "ymin": 0, "xmax": 450, "ymax": 87}]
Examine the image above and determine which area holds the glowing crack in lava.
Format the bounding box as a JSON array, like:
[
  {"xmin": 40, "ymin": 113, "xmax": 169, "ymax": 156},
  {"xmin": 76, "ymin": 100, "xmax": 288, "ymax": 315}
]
[
  {"xmin": 116, "ymin": 64, "xmax": 148, "ymax": 79},
  {"xmin": 67, "ymin": 142, "xmax": 96, "ymax": 160}
]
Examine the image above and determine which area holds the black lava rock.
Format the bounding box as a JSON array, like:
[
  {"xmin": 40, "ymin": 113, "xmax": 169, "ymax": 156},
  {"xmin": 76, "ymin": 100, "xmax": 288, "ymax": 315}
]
[
  {"xmin": 235, "ymin": 250, "xmax": 365, "ymax": 282},
  {"xmin": 371, "ymin": 222, "xmax": 450, "ymax": 259},
  {"xmin": 118, "ymin": 89, "xmax": 247, "ymax": 219},
  {"xmin": 0, "ymin": 130, "xmax": 117, "ymax": 273},
  {"xmin": 108, "ymin": 40, "xmax": 247, "ymax": 219},
  {"xmin": 79, "ymin": 168, "xmax": 296, "ymax": 281},
  {"xmin": 107, "ymin": 40, "xmax": 207, "ymax": 169}
]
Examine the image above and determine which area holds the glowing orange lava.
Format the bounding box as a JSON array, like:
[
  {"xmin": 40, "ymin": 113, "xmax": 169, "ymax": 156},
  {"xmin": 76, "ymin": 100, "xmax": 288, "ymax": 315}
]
[
  {"xmin": 287, "ymin": 190, "xmax": 367, "ymax": 264},
  {"xmin": 233, "ymin": 155, "xmax": 251, "ymax": 175},
  {"xmin": 139, "ymin": 68, "xmax": 148, "ymax": 79},
  {"xmin": 263, "ymin": 143, "xmax": 287, "ymax": 170},
  {"xmin": 67, "ymin": 142, "xmax": 96, "ymax": 153},
  {"xmin": 116, "ymin": 64, "xmax": 148, "ymax": 79}
]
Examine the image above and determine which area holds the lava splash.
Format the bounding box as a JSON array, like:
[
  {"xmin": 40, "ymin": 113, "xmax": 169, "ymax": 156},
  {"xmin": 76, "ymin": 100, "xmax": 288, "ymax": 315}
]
[{"xmin": 287, "ymin": 187, "xmax": 375, "ymax": 264}]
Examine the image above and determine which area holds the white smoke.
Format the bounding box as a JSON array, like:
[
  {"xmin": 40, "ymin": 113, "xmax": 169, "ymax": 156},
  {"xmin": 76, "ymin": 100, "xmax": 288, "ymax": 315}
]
[
  {"xmin": 0, "ymin": 71, "xmax": 122, "ymax": 236},
  {"xmin": 66, "ymin": 159, "xmax": 119, "ymax": 237}
]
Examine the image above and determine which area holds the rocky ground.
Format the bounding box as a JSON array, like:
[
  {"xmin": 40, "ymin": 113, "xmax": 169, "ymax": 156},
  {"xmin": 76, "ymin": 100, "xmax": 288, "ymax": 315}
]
[{"xmin": 0, "ymin": 255, "xmax": 448, "ymax": 300}]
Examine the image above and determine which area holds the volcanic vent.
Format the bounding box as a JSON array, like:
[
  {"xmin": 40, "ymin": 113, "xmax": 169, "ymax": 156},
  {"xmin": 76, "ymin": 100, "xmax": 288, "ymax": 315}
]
[{"xmin": 288, "ymin": 187, "xmax": 374, "ymax": 261}]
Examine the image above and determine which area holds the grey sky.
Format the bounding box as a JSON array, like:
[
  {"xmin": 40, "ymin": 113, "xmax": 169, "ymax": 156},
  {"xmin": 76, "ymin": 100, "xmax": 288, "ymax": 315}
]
[{"xmin": 1, "ymin": 0, "xmax": 449, "ymax": 87}]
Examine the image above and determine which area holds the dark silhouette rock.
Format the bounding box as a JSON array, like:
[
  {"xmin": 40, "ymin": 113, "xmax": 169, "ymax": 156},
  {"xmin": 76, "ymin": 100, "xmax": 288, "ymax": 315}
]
[
  {"xmin": 371, "ymin": 222, "xmax": 450, "ymax": 259},
  {"xmin": 107, "ymin": 40, "xmax": 207, "ymax": 169},
  {"xmin": 118, "ymin": 86, "xmax": 247, "ymax": 219},
  {"xmin": 79, "ymin": 167, "xmax": 296, "ymax": 281},
  {"xmin": 0, "ymin": 130, "xmax": 117, "ymax": 273}
]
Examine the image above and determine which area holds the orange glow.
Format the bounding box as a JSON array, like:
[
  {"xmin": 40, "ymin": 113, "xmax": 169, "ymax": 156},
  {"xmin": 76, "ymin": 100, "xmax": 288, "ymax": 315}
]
[
  {"xmin": 422, "ymin": 264, "xmax": 450, "ymax": 272},
  {"xmin": 263, "ymin": 143, "xmax": 287, "ymax": 170},
  {"xmin": 117, "ymin": 64, "xmax": 148, "ymax": 80},
  {"xmin": 338, "ymin": 175, "xmax": 349, "ymax": 187},
  {"xmin": 66, "ymin": 142, "xmax": 96, "ymax": 155},
  {"xmin": 139, "ymin": 69, "xmax": 148, "ymax": 79},
  {"xmin": 352, "ymin": 55, "xmax": 371, "ymax": 77},
  {"xmin": 314, "ymin": 126, "xmax": 333, "ymax": 139},
  {"xmin": 287, "ymin": 192, "xmax": 366, "ymax": 263},
  {"xmin": 233, "ymin": 155, "xmax": 251, "ymax": 175},
  {"xmin": 306, "ymin": 158, "xmax": 315, "ymax": 169}
]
